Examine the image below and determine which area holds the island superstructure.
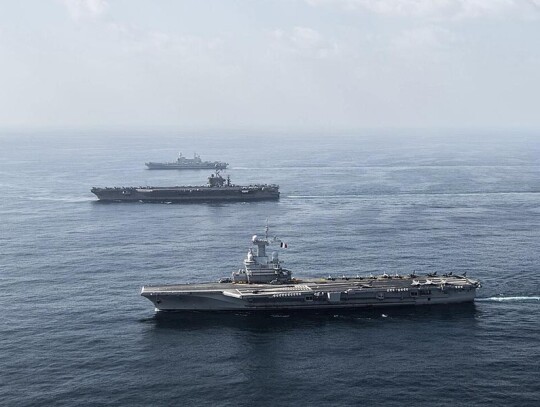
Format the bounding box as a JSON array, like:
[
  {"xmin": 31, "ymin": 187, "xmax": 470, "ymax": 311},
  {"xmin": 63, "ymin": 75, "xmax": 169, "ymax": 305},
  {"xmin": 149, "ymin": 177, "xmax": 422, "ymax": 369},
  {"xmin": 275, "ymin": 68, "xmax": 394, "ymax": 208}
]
[
  {"xmin": 145, "ymin": 153, "xmax": 228, "ymax": 170},
  {"xmin": 141, "ymin": 227, "xmax": 481, "ymax": 312},
  {"xmin": 91, "ymin": 171, "xmax": 279, "ymax": 202}
]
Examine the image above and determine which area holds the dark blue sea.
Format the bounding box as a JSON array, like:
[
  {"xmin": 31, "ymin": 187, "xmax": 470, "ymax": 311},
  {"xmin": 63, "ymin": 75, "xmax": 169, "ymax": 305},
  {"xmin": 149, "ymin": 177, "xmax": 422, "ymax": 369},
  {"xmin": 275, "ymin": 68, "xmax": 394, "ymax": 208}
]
[{"xmin": 1, "ymin": 130, "xmax": 539, "ymax": 406}]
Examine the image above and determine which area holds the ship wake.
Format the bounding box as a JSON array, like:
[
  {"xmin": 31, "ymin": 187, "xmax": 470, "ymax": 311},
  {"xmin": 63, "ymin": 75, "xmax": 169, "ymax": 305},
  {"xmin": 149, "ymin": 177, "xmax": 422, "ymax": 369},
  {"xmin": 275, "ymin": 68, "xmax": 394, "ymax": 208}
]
[{"xmin": 476, "ymin": 296, "xmax": 540, "ymax": 303}]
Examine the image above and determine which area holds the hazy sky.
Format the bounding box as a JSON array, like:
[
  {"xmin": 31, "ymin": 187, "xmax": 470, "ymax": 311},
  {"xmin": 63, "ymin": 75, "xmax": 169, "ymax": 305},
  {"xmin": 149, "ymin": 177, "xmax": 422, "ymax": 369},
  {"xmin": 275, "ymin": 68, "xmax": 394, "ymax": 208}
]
[{"xmin": 1, "ymin": 0, "xmax": 540, "ymax": 130}]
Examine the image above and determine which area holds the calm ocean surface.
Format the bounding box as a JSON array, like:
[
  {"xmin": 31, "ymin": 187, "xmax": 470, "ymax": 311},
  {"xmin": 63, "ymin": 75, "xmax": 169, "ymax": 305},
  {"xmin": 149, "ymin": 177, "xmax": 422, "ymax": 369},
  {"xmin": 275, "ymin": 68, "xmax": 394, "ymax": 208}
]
[{"xmin": 1, "ymin": 131, "xmax": 539, "ymax": 406}]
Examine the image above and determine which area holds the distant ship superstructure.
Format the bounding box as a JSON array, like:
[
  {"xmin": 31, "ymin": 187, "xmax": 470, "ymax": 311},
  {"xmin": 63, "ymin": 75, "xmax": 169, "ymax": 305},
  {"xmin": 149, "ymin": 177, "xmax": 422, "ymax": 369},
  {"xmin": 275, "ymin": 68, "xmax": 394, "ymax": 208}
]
[
  {"xmin": 141, "ymin": 227, "xmax": 481, "ymax": 312},
  {"xmin": 91, "ymin": 172, "xmax": 279, "ymax": 203},
  {"xmin": 145, "ymin": 153, "xmax": 228, "ymax": 170}
]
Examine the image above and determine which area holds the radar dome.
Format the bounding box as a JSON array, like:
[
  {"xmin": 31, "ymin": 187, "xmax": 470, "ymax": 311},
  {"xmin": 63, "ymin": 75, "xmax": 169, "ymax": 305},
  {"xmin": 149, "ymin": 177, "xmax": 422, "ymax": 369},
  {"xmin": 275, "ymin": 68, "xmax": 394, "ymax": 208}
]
[{"xmin": 252, "ymin": 235, "xmax": 258, "ymax": 242}]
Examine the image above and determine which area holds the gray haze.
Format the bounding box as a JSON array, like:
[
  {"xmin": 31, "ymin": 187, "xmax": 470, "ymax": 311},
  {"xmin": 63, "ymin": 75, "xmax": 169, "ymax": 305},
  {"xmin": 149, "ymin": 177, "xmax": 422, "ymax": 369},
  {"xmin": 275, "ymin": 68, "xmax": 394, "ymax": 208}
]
[{"xmin": 1, "ymin": 0, "xmax": 540, "ymax": 130}]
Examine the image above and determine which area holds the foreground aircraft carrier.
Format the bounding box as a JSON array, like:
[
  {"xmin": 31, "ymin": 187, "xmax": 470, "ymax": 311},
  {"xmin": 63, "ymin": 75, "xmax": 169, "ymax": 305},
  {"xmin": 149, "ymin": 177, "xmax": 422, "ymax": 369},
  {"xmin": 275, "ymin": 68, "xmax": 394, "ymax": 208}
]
[{"xmin": 141, "ymin": 227, "xmax": 481, "ymax": 312}]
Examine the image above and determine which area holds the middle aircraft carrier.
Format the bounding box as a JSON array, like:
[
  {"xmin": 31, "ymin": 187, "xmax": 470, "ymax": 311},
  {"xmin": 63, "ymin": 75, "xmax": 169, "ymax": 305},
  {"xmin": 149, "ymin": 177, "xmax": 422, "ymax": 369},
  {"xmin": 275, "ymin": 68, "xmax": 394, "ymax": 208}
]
[{"xmin": 91, "ymin": 171, "xmax": 279, "ymax": 202}]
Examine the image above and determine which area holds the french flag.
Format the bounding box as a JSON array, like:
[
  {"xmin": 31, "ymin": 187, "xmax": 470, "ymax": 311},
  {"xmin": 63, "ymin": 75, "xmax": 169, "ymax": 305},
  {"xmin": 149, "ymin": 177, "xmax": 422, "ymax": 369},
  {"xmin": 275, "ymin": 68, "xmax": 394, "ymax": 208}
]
[{"xmin": 280, "ymin": 242, "xmax": 288, "ymax": 249}]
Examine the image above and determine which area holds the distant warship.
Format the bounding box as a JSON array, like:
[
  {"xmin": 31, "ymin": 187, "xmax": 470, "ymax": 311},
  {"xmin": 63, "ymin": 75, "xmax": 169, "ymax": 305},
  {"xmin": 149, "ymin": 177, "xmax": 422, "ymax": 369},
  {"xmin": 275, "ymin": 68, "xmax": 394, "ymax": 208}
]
[
  {"xmin": 91, "ymin": 171, "xmax": 279, "ymax": 203},
  {"xmin": 141, "ymin": 226, "xmax": 481, "ymax": 312},
  {"xmin": 145, "ymin": 153, "xmax": 228, "ymax": 170}
]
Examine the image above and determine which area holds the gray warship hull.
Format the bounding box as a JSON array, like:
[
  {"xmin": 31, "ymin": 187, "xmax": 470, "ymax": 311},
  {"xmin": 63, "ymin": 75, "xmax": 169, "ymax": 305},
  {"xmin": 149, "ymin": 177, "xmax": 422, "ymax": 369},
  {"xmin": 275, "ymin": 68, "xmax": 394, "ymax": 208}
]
[
  {"xmin": 141, "ymin": 227, "xmax": 480, "ymax": 313},
  {"xmin": 91, "ymin": 185, "xmax": 279, "ymax": 202},
  {"xmin": 145, "ymin": 153, "xmax": 228, "ymax": 170},
  {"xmin": 145, "ymin": 162, "xmax": 228, "ymax": 170},
  {"xmin": 141, "ymin": 275, "xmax": 479, "ymax": 312}
]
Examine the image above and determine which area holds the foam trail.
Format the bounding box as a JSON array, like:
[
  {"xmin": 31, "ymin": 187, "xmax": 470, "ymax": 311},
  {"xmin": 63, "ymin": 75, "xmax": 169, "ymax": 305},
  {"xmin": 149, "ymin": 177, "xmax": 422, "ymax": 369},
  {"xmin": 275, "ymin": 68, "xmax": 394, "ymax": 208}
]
[
  {"xmin": 287, "ymin": 195, "xmax": 366, "ymax": 199},
  {"xmin": 476, "ymin": 296, "xmax": 540, "ymax": 303}
]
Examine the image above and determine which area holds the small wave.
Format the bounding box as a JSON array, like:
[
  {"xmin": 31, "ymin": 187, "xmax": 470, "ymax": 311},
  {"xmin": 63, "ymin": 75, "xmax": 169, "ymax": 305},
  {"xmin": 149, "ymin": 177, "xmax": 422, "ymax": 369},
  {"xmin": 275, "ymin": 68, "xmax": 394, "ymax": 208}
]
[
  {"xmin": 28, "ymin": 196, "xmax": 94, "ymax": 203},
  {"xmin": 287, "ymin": 195, "xmax": 368, "ymax": 199},
  {"xmin": 477, "ymin": 296, "xmax": 540, "ymax": 303}
]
